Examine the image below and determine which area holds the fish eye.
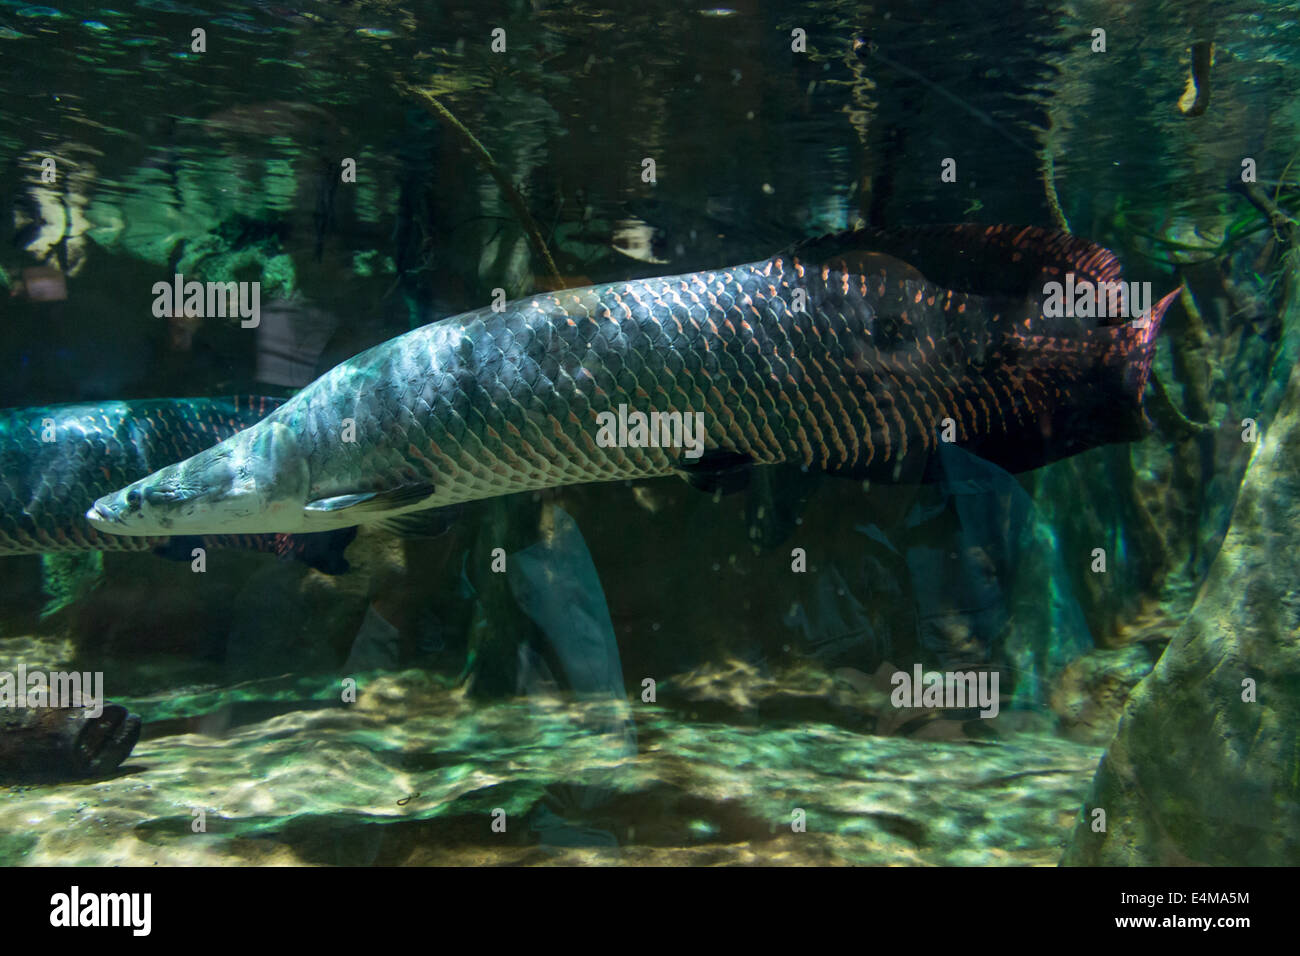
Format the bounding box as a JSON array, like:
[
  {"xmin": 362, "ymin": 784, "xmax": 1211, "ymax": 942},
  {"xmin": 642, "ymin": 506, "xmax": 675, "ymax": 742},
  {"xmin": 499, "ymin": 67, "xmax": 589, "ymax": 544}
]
[{"xmin": 126, "ymin": 489, "xmax": 141, "ymax": 507}]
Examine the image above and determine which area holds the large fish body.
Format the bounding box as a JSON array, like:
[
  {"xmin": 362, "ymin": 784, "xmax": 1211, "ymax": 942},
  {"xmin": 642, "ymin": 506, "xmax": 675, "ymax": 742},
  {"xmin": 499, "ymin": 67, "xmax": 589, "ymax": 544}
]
[
  {"xmin": 0, "ymin": 396, "xmax": 351, "ymax": 570},
  {"xmin": 87, "ymin": 226, "xmax": 1179, "ymax": 538}
]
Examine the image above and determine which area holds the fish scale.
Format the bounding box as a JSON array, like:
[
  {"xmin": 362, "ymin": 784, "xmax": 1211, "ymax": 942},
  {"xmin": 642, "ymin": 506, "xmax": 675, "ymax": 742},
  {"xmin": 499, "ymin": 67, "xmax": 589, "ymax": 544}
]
[
  {"xmin": 90, "ymin": 226, "xmax": 1181, "ymax": 537},
  {"xmin": 283, "ymin": 226, "xmax": 1169, "ymax": 506}
]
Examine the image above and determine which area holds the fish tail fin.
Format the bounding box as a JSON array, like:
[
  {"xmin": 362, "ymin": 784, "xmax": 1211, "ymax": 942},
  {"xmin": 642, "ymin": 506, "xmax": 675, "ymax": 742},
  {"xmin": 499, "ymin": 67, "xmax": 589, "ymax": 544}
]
[{"xmin": 1129, "ymin": 285, "xmax": 1182, "ymax": 398}]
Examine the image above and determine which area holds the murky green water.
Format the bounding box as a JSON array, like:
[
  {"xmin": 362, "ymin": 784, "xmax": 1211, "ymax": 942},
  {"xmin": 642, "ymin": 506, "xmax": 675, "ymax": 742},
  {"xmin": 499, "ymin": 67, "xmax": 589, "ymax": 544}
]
[{"xmin": 1, "ymin": 0, "xmax": 1298, "ymax": 866}]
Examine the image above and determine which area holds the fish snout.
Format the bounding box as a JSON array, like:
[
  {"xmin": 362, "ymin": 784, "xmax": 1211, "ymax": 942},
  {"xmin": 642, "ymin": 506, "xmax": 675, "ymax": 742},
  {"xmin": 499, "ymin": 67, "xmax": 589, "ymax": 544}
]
[{"xmin": 85, "ymin": 487, "xmax": 144, "ymax": 533}]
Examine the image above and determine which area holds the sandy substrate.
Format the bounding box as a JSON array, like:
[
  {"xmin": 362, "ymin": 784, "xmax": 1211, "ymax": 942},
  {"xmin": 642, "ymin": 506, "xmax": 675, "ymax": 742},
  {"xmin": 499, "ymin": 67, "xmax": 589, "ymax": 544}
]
[{"xmin": 0, "ymin": 669, "xmax": 1101, "ymax": 866}]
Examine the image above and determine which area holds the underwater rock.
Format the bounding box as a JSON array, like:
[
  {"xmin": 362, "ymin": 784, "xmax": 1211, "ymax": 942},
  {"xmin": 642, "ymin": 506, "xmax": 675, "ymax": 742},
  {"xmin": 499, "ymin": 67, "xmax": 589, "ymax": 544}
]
[
  {"xmin": 1063, "ymin": 354, "xmax": 1300, "ymax": 865},
  {"xmin": 1047, "ymin": 646, "xmax": 1155, "ymax": 747},
  {"xmin": 0, "ymin": 704, "xmax": 141, "ymax": 782}
]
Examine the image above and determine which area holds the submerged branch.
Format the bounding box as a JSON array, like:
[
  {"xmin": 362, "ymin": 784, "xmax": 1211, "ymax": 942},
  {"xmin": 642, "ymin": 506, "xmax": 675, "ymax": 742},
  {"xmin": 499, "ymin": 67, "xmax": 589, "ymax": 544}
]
[
  {"xmin": 1147, "ymin": 366, "xmax": 1212, "ymax": 438},
  {"xmin": 1042, "ymin": 148, "xmax": 1070, "ymax": 233},
  {"xmin": 403, "ymin": 84, "xmax": 566, "ymax": 291},
  {"xmin": 1235, "ymin": 180, "xmax": 1297, "ymax": 245}
]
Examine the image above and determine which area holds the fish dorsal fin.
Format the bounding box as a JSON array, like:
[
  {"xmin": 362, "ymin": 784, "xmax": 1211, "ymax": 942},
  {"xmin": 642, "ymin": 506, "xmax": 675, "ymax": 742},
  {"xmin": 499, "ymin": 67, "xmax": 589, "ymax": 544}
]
[
  {"xmin": 789, "ymin": 224, "xmax": 1122, "ymax": 297},
  {"xmin": 304, "ymin": 482, "xmax": 437, "ymax": 520}
]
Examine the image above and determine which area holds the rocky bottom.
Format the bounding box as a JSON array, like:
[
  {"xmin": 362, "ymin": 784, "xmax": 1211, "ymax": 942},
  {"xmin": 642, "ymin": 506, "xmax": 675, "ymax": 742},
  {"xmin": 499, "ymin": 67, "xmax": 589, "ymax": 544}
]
[{"xmin": 0, "ymin": 668, "xmax": 1101, "ymax": 866}]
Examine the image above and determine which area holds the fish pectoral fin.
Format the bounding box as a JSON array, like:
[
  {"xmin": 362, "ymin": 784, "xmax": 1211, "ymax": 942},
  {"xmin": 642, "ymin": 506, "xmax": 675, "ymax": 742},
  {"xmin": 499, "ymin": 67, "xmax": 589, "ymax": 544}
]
[
  {"xmin": 376, "ymin": 502, "xmax": 465, "ymax": 538},
  {"xmin": 303, "ymin": 482, "xmax": 437, "ymax": 519},
  {"xmin": 677, "ymin": 449, "xmax": 755, "ymax": 495}
]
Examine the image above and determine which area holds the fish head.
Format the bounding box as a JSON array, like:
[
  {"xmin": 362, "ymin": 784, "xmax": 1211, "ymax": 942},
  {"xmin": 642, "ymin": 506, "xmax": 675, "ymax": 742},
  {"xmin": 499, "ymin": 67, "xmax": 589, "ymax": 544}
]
[{"xmin": 86, "ymin": 421, "xmax": 311, "ymax": 536}]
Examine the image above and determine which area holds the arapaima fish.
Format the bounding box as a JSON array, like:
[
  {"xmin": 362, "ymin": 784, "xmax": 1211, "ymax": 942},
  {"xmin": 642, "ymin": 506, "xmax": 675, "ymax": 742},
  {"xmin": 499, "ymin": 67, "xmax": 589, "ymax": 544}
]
[
  {"xmin": 0, "ymin": 397, "xmax": 353, "ymax": 571},
  {"xmin": 86, "ymin": 226, "xmax": 1179, "ymax": 538}
]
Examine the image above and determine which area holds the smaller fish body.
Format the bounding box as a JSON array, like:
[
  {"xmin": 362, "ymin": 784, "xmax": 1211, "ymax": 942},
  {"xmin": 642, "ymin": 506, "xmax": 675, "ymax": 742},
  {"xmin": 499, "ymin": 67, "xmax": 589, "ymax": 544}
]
[
  {"xmin": 0, "ymin": 703, "xmax": 141, "ymax": 782},
  {"xmin": 0, "ymin": 396, "xmax": 353, "ymax": 571}
]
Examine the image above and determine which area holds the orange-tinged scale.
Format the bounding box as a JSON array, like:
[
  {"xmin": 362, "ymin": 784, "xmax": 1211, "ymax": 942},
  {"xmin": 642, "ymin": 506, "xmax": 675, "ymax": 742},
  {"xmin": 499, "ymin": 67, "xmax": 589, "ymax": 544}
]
[
  {"xmin": 792, "ymin": 424, "xmax": 815, "ymax": 467},
  {"xmin": 810, "ymin": 392, "xmax": 848, "ymax": 461},
  {"xmin": 908, "ymin": 362, "xmax": 947, "ymax": 426},
  {"xmin": 991, "ymin": 380, "xmax": 1019, "ymax": 429},
  {"xmin": 854, "ymin": 378, "xmax": 890, "ymax": 461},
  {"xmin": 881, "ymin": 374, "xmax": 915, "ymax": 457}
]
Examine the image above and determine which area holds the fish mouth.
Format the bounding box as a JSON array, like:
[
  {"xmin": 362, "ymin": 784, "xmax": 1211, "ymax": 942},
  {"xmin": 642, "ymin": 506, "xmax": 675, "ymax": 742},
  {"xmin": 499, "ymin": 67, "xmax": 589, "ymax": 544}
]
[
  {"xmin": 76, "ymin": 704, "xmax": 143, "ymax": 775},
  {"xmin": 85, "ymin": 500, "xmax": 122, "ymax": 528}
]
